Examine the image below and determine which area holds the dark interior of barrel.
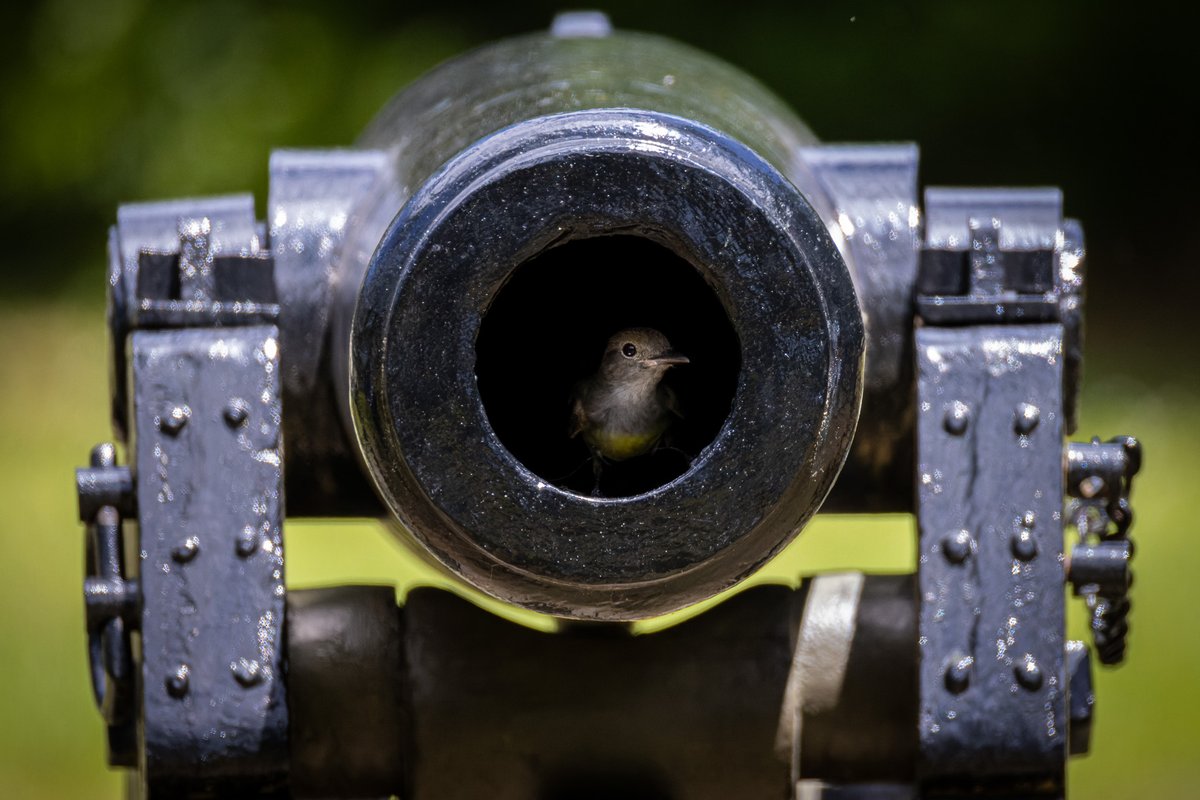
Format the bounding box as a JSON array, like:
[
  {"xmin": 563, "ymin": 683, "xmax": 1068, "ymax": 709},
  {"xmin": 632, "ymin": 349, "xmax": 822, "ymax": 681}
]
[{"xmin": 476, "ymin": 235, "xmax": 741, "ymax": 497}]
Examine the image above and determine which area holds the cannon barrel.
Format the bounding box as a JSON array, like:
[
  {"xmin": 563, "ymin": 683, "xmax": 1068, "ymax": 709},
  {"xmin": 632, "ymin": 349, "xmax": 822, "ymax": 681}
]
[
  {"xmin": 337, "ymin": 29, "xmax": 870, "ymax": 618},
  {"xmin": 104, "ymin": 23, "xmax": 919, "ymax": 618}
]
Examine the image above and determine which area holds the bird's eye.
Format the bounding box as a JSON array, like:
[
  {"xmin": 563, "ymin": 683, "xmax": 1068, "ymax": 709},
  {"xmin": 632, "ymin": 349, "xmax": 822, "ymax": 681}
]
[{"xmin": 622, "ymin": 343, "xmax": 637, "ymax": 358}]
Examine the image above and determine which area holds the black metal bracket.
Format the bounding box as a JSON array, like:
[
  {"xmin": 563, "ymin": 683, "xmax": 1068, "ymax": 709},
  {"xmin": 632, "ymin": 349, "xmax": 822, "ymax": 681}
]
[
  {"xmin": 130, "ymin": 323, "xmax": 288, "ymax": 796},
  {"xmin": 914, "ymin": 188, "xmax": 1079, "ymax": 795},
  {"xmin": 915, "ymin": 323, "xmax": 1068, "ymax": 793},
  {"xmin": 90, "ymin": 205, "xmax": 291, "ymax": 797}
]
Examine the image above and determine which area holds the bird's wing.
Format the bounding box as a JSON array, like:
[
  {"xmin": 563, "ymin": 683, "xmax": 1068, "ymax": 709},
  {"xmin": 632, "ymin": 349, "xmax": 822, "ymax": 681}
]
[
  {"xmin": 568, "ymin": 390, "xmax": 588, "ymax": 438},
  {"xmin": 662, "ymin": 384, "xmax": 684, "ymax": 419}
]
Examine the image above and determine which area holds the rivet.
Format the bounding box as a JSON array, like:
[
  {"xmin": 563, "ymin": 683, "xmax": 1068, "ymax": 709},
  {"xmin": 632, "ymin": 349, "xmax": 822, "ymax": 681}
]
[
  {"xmin": 1014, "ymin": 402, "xmax": 1040, "ymax": 434},
  {"xmin": 942, "ymin": 529, "xmax": 973, "ymax": 564},
  {"xmin": 160, "ymin": 405, "xmax": 190, "ymax": 435},
  {"xmin": 223, "ymin": 398, "xmax": 249, "ymax": 428},
  {"xmin": 1011, "ymin": 529, "xmax": 1037, "ymax": 561},
  {"xmin": 90, "ymin": 442, "xmax": 117, "ymax": 468},
  {"xmin": 943, "ymin": 401, "xmax": 971, "ymax": 435},
  {"xmin": 1015, "ymin": 654, "xmax": 1044, "ymax": 690},
  {"xmin": 235, "ymin": 526, "xmax": 259, "ymax": 558},
  {"xmin": 231, "ymin": 657, "xmax": 264, "ymax": 687},
  {"xmin": 165, "ymin": 664, "xmax": 190, "ymax": 698},
  {"xmin": 944, "ymin": 652, "xmax": 973, "ymax": 693},
  {"xmin": 172, "ymin": 536, "xmax": 200, "ymax": 563}
]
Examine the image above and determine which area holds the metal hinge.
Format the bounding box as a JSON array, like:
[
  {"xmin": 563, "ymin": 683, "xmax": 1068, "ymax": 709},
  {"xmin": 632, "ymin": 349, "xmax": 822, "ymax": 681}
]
[{"xmin": 1066, "ymin": 436, "xmax": 1141, "ymax": 665}]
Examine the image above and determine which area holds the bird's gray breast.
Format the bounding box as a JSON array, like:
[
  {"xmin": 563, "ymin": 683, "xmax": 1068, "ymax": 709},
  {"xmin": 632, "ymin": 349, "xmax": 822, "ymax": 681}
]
[{"xmin": 584, "ymin": 379, "xmax": 669, "ymax": 434}]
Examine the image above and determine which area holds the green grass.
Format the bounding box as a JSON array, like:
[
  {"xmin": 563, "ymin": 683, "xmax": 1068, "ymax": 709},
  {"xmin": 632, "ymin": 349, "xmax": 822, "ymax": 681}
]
[{"xmin": 1, "ymin": 302, "xmax": 1195, "ymax": 797}]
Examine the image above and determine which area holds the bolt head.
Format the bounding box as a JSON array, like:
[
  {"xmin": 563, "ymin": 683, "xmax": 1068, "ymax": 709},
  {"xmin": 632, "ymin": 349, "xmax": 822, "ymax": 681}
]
[
  {"xmin": 1015, "ymin": 654, "xmax": 1044, "ymax": 690},
  {"xmin": 223, "ymin": 399, "xmax": 249, "ymax": 428},
  {"xmin": 236, "ymin": 526, "xmax": 260, "ymax": 557},
  {"xmin": 165, "ymin": 664, "xmax": 190, "ymax": 698},
  {"xmin": 943, "ymin": 401, "xmax": 970, "ymax": 435},
  {"xmin": 1011, "ymin": 529, "xmax": 1038, "ymax": 561},
  {"xmin": 172, "ymin": 536, "xmax": 201, "ymax": 563},
  {"xmin": 231, "ymin": 657, "xmax": 264, "ymax": 687},
  {"xmin": 159, "ymin": 405, "xmax": 190, "ymax": 434},
  {"xmin": 944, "ymin": 653, "xmax": 973, "ymax": 693},
  {"xmin": 1014, "ymin": 402, "xmax": 1040, "ymax": 434},
  {"xmin": 942, "ymin": 529, "xmax": 973, "ymax": 564}
]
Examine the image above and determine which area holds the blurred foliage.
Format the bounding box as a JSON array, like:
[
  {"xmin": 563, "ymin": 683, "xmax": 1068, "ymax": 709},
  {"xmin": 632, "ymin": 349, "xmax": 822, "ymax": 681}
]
[
  {"xmin": 0, "ymin": 0, "xmax": 1197, "ymax": 798},
  {"xmin": 2, "ymin": 0, "xmax": 1197, "ymax": 346}
]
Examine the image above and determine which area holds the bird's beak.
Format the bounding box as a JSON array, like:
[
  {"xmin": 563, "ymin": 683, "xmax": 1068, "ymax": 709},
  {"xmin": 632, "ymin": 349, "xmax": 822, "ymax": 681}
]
[{"xmin": 645, "ymin": 349, "xmax": 690, "ymax": 368}]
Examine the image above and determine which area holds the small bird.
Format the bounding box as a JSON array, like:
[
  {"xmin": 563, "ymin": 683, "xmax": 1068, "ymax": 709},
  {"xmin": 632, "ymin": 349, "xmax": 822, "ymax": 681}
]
[{"xmin": 569, "ymin": 328, "xmax": 689, "ymax": 494}]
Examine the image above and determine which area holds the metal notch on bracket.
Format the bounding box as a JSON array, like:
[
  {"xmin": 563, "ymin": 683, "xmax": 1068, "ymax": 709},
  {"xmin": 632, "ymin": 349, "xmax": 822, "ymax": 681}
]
[
  {"xmin": 107, "ymin": 196, "xmax": 274, "ymax": 438},
  {"xmin": 917, "ymin": 187, "xmax": 1085, "ymax": 433}
]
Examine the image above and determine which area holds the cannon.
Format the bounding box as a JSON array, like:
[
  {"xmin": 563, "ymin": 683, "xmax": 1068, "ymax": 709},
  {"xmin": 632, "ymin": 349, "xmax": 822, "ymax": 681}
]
[{"xmin": 74, "ymin": 12, "xmax": 1140, "ymax": 799}]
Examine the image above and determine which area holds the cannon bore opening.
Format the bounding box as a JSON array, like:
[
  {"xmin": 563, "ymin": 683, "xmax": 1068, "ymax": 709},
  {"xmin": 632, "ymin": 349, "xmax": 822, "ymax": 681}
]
[{"xmin": 476, "ymin": 235, "xmax": 740, "ymax": 497}]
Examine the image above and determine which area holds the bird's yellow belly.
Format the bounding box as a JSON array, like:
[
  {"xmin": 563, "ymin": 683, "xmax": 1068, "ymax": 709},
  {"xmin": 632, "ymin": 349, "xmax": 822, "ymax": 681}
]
[{"xmin": 585, "ymin": 427, "xmax": 663, "ymax": 461}]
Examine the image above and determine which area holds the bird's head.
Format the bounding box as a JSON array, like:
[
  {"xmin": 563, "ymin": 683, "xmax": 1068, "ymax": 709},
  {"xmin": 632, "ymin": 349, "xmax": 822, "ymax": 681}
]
[{"xmin": 600, "ymin": 327, "xmax": 689, "ymax": 381}]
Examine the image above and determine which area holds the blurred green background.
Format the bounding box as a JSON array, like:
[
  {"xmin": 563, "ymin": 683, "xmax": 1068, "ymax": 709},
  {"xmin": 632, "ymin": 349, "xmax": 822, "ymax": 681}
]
[{"xmin": 1, "ymin": 1, "xmax": 1196, "ymax": 797}]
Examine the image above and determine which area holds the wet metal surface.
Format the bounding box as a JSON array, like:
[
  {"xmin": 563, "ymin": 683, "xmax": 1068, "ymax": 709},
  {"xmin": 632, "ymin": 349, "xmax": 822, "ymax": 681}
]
[
  {"xmin": 286, "ymin": 586, "xmax": 409, "ymax": 799},
  {"xmin": 268, "ymin": 149, "xmax": 392, "ymax": 516},
  {"xmin": 401, "ymin": 585, "xmax": 798, "ymax": 799},
  {"xmin": 798, "ymin": 144, "xmax": 920, "ymax": 512},
  {"xmin": 351, "ymin": 109, "xmax": 863, "ymax": 619},
  {"xmin": 915, "ymin": 324, "xmax": 1066, "ymax": 791},
  {"xmin": 132, "ymin": 326, "xmax": 288, "ymax": 795}
]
